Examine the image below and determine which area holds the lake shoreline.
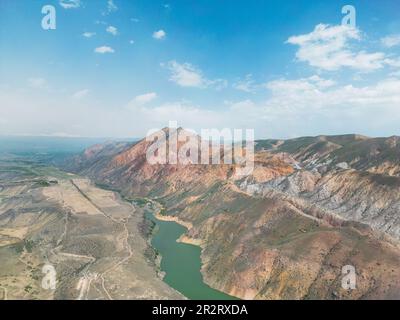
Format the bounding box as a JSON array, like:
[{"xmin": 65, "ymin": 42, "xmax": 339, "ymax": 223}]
[{"xmin": 142, "ymin": 200, "xmax": 238, "ymax": 300}]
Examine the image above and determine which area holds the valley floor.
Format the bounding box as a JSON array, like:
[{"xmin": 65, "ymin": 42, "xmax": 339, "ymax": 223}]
[{"xmin": 0, "ymin": 158, "xmax": 182, "ymax": 300}]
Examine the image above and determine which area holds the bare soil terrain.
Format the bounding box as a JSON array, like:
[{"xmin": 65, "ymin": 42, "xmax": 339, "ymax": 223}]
[{"xmin": 0, "ymin": 157, "xmax": 182, "ymax": 300}]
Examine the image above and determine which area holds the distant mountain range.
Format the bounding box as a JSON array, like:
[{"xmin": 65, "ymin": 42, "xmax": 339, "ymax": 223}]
[{"xmin": 63, "ymin": 131, "xmax": 400, "ymax": 299}]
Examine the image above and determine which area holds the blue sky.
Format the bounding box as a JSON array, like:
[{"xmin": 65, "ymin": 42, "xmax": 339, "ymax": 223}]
[{"xmin": 0, "ymin": 0, "xmax": 400, "ymax": 138}]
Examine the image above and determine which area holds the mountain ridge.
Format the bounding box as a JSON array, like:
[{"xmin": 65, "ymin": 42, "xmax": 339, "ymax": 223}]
[{"xmin": 62, "ymin": 131, "xmax": 400, "ymax": 299}]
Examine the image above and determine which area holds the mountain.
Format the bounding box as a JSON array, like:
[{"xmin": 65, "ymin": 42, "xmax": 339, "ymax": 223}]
[
  {"xmin": 64, "ymin": 131, "xmax": 400, "ymax": 299},
  {"xmin": 257, "ymin": 134, "xmax": 400, "ymax": 175}
]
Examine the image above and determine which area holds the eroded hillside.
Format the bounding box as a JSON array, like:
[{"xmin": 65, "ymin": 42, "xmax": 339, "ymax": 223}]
[{"xmin": 65, "ymin": 131, "xmax": 400, "ymax": 299}]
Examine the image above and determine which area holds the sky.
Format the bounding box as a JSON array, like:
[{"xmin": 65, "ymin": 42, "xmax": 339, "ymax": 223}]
[{"xmin": 0, "ymin": 0, "xmax": 400, "ymax": 139}]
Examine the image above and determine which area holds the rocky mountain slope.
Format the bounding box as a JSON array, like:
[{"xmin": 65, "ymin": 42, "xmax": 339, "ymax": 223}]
[{"xmin": 64, "ymin": 131, "xmax": 400, "ymax": 299}]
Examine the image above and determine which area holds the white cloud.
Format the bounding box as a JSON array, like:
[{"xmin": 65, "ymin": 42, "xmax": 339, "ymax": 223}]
[
  {"xmin": 126, "ymin": 101, "xmax": 222, "ymax": 131},
  {"xmin": 82, "ymin": 32, "xmax": 96, "ymax": 38},
  {"xmin": 106, "ymin": 26, "xmax": 118, "ymax": 36},
  {"xmin": 308, "ymin": 75, "xmax": 336, "ymax": 87},
  {"xmin": 132, "ymin": 92, "xmax": 157, "ymax": 105},
  {"xmin": 153, "ymin": 30, "xmax": 166, "ymax": 40},
  {"xmin": 224, "ymin": 76, "xmax": 400, "ymax": 137},
  {"xmin": 265, "ymin": 75, "xmax": 335, "ymax": 92},
  {"xmin": 72, "ymin": 89, "xmax": 89, "ymax": 99},
  {"xmin": 122, "ymin": 76, "xmax": 400, "ymax": 137},
  {"xmin": 5, "ymin": 22, "xmax": 400, "ymax": 139},
  {"xmin": 28, "ymin": 78, "xmax": 47, "ymax": 89},
  {"xmin": 287, "ymin": 24, "xmax": 387, "ymax": 72},
  {"xmin": 164, "ymin": 60, "xmax": 227, "ymax": 89},
  {"xmin": 382, "ymin": 35, "xmax": 400, "ymax": 48},
  {"xmin": 129, "ymin": 40, "xmax": 135, "ymax": 44},
  {"xmin": 233, "ymin": 74, "xmax": 256, "ymax": 93},
  {"xmin": 384, "ymin": 58, "xmax": 400, "ymax": 68},
  {"xmin": 165, "ymin": 61, "xmax": 204, "ymax": 87},
  {"xmin": 107, "ymin": 0, "xmax": 118, "ymax": 13},
  {"xmin": 390, "ymin": 70, "xmax": 400, "ymax": 77},
  {"xmin": 3, "ymin": 75, "xmax": 400, "ymax": 138},
  {"xmin": 94, "ymin": 46, "xmax": 115, "ymax": 54},
  {"xmin": 213, "ymin": 79, "xmax": 228, "ymax": 91},
  {"xmin": 59, "ymin": 0, "xmax": 81, "ymax": 9},
  {"xmin": 262, "ymin": 77, "xmax": 400, "ymax": 115}
]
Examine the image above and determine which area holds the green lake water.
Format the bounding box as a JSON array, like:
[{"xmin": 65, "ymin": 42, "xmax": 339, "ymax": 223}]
[{"xmin": 145, "ymin": 211, "xmax": 238, "ymax": 300}]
